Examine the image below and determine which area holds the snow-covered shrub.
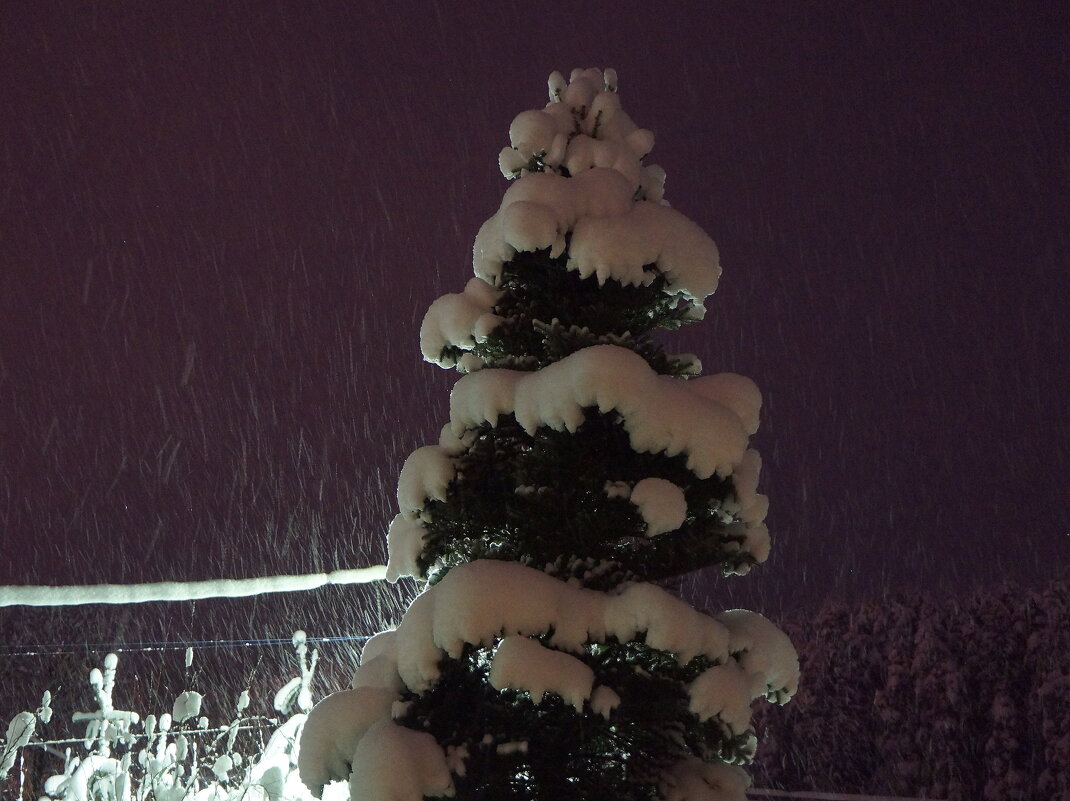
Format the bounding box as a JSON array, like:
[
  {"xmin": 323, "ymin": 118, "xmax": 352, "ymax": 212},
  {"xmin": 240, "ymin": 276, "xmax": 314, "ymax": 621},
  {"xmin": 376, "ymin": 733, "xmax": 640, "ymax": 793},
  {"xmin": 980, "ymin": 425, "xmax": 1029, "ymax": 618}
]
[{"xmin": 2, "ymin": 631, "xmax": 348, "ymax": 801}]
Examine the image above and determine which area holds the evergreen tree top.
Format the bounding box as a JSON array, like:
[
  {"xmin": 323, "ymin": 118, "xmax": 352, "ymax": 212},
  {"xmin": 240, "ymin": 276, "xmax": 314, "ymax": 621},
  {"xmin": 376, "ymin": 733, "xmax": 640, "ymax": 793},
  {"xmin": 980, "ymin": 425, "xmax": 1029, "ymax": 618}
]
[{"xmin": 422, "ymin": 68, "xmax": 722, "ymax": 375}]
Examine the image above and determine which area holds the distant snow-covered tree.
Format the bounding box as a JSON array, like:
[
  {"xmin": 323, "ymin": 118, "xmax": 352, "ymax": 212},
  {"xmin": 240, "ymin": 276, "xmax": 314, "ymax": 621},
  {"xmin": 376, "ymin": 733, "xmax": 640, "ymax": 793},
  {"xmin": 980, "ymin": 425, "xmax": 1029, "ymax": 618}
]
[
  {"xmin": 299, "ymin": 68, "xmax": 798, "ymax": 801},
  {"xmin": 1029, "ymin": 582, "xmax": 1070, "ymax": 801},
  {"xmin": 869, "ymin": 594, "xmax": 921, "ymax": 795},
  {"xmin": 911, "ymin": 599, "xmax": 970, "ymax": 799},
  {"xmin": 749, "ymin": 580, "xmax": 1070, "ymax": 799}
]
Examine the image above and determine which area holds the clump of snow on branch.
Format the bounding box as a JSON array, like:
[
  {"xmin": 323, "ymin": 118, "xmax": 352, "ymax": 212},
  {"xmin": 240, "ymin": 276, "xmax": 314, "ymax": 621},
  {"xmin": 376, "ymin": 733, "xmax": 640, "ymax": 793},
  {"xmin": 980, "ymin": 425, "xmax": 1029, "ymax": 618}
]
[
  {"xmin": 273, "ymin": 630, "xmax": 319, "ymax": 715},
  {"xmin": 420, "ymin": 277, "xmax": 503, "ymax": 369},
  {"xmin": 386, "ymin": 515, "xmax": 431, "ymax": 583},
  {"xmin": 629, "ymin": 477, "xmax": 688, "ymax": 536},
  {"xmin": 589, "ymin": 685, "xmax": 622, "ymax": 719},
  {"xmin": 489, "ymin": 636, "xmax": 595, "ymax": 711},
  {"xmin": 396, "ymin": 445, "xmax": 457, "ymax": 519},
  {"xmin": 299, "ymin": 688, "xmax": 396, "ymax": 797},
  {"xmin": 350, "ymin": 721, "xmax": 454, "ymax": 801},
  {"xmin": 720, "ymin": 448, "xmax": 771, "ymax": 565},
  {"xmin": 387, "ymin": 444, "xmax": 460, "ymax": 583},
  {"xmin": 1, "ymin": 711, "xmax": 36, "ymax": 779},
  {"xmin": 500, "ymin": 68, "xmax": 660, "ymax": 198}
]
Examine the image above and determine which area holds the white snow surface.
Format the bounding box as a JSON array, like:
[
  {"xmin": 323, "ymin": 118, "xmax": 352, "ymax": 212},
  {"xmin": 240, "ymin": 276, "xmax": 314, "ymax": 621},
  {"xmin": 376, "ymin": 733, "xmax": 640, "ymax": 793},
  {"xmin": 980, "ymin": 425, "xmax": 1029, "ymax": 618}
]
[
  {"xmin": 729, "ymin": 451, "xmax": 765, "ymax": 517},
  {"xmin": 474, "ymin": 168, "xmax": 633, "ymax": 278},
  {"xmin": 688, "ymin": 663, "xmax": 754, "ymax": 734},
  {"xmin": 448, "ymin": 345, "xmax": 757, "ymax": 480},
  {"xmin": 43, "ymin": 755, "xmax": 123, "ymax": 801},
  {"xmin": 2, "ymin": 712, "xmax": 34, "ymax": 777},
  {"xmin": 470, "ymin": 68, "xmax": 720, "ymax": 316},
  {"xmin": 396, "ymin": 445, "xmax": 456, "ymax": 519},
  {"xmin": 568, "ymin": 200, "xmax": 720, "ymax": 301},
  {"xmin": 387, "ymin": 561, "xmax": 732, "ymax": 688},
  {"xmin": 349, "ymin": 631, "xmax": 405, "ymax": 694},
  {"xmin": 661, "ymin": 758, "xmax": 751, "ymax": 801},
  {"xmin": 350, "ymin": 720, "xmax": 454, "ymax": 801},
  {"xmin": 629, "ymin": 477, "xmax": 688, "ymax": 536},
  {"xmin": 504, "ymin": 68, "xmax": 662, "ymax": 201},
  {"xmin": 297, "ymin": 688, "xmax": 396, "ymax": 798},
  {"xmin": 590, "ymin": 685, "xmax": 622, "ymax": 719},
  {"xmin": 171, "ymin": 691, "xmax": 202, "ymax": 724},
  {"xmin": 386, "ymin": 515, "xmax": 429, "ymax": 583},
  {"xmin": 420, "ymin": 277, "xmax": 502, "ymax": 368},
  {"xmin": 472, "ymin": 168, "xmax": 719, "ymax": 309},
  {"xmin": 720, "ymin": 448, "xmax": 772, "ymax": 572},
  {"xmin": 688, "ymin": 374, "xmax": 762, "ymax": 437},
  {"xmin": 716, "ymin": 609, "xmax": 800, "ymax": 703},
  {"xmin": 489, "ymin": 636, "xmax": 595, "ymax": 711}
]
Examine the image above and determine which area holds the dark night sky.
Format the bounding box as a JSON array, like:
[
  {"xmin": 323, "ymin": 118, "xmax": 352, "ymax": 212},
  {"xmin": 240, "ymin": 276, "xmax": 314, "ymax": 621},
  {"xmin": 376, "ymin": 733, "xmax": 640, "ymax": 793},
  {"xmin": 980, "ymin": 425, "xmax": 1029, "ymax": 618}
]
[{"xmin": 1, "ymin": 1, "xmax": 1068, "ymax": 639}]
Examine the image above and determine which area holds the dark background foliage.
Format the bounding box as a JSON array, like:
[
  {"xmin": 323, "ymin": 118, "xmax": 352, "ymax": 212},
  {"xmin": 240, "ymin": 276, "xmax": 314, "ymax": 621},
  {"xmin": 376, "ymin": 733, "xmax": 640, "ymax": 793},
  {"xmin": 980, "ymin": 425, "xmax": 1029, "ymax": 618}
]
[{"xmin": 751, "ymin": 579, "xmax": 1070, "ymax": 799}]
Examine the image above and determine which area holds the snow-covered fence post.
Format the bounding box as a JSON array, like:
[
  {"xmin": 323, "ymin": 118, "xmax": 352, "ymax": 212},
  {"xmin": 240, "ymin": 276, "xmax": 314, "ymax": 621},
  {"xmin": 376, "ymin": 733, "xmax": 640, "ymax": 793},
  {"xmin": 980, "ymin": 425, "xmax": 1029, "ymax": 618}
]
[{"xmin": 300, "ymin": 68, "xmax": 799, "ymax": 801}]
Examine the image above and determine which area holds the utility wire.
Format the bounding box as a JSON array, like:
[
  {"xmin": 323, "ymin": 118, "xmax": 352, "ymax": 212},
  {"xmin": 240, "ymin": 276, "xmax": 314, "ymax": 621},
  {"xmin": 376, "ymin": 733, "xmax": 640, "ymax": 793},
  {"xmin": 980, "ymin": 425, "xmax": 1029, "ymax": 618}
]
[
  {"xmin": 0, "ymin": 634, "xmax": 375, "ymax": 658},
  {"xmin": 18, "ymin": 721, "xmax": 281, "ymax": 750}
]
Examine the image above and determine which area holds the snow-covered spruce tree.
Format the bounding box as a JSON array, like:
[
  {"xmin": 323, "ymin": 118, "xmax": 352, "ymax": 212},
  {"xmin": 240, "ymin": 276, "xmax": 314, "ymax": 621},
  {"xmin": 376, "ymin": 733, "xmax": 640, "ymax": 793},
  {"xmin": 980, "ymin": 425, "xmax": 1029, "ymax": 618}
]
[{"xmin": 299, "ymin": 68, "xmax": 798, "ymax": 801}]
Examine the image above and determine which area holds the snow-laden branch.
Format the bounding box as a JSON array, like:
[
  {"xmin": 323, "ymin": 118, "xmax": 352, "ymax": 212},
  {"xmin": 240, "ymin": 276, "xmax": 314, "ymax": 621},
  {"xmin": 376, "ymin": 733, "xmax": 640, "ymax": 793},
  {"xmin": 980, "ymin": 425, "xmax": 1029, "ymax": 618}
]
[{"xmin": 0, "ymin": 566, "xmax": 388, "ymax": 607}]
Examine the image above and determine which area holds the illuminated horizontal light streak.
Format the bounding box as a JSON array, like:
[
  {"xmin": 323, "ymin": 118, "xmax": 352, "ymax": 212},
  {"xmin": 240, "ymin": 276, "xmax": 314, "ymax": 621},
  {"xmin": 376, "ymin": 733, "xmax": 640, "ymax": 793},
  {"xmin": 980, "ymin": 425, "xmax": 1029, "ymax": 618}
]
[{"xmin": 0, "ymin": 565, "xmax": 388, "ymax": 608}]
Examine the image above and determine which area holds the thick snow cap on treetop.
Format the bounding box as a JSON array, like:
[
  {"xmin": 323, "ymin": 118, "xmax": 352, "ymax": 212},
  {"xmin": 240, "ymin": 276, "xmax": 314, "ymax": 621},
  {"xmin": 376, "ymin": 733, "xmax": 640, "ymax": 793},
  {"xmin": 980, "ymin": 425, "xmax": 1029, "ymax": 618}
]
[
  {"xmin": 481, "ymin": 67, "xmax": 721, "ymax": 306},
  {"xmin": 421, "ymin": 68, "xmax": 722, "ymax": 369}
]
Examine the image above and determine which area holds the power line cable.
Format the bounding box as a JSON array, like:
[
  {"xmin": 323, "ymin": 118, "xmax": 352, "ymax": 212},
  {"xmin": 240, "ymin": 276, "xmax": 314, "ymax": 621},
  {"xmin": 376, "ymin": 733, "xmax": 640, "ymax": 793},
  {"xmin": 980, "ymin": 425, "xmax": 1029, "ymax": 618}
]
[{"xmin": 0, "ymin": 634, "xmax": 375, "ymax": 658}]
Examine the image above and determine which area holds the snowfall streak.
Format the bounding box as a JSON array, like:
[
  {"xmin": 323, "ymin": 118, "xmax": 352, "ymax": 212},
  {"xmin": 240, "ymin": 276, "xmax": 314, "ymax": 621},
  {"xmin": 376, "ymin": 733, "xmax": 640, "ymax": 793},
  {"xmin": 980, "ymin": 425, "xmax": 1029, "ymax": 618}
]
[{"xmin": 0, "ymin": 566, "xmax": 388, "ymax": 607}]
